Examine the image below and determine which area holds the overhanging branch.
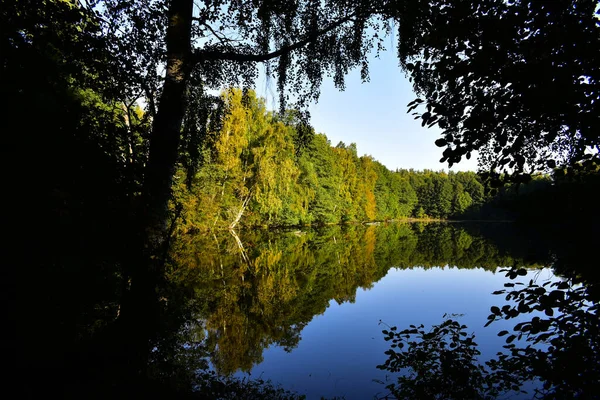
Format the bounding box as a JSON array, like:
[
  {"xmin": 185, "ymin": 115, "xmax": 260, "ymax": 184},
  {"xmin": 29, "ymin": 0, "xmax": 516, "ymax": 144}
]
[{"xmin": 193, "ymin": 12, "xmax": 358, "ymax": 63}]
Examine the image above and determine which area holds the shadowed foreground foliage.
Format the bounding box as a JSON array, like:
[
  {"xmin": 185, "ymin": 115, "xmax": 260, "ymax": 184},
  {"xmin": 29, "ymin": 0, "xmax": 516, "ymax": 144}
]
[{"xmin": 378, "ymin": 266, "xmax": 600, "ymax": 399}]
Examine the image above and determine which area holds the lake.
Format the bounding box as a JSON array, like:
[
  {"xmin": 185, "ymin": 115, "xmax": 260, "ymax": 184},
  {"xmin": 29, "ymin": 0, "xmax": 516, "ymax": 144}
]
[
  {"xmin": 18, "ymin": 222, "xmax": 599, "ymax": 398},
  {"xmin": 165, "ymin": 222, "xmax": 599, "ymax": 399}
]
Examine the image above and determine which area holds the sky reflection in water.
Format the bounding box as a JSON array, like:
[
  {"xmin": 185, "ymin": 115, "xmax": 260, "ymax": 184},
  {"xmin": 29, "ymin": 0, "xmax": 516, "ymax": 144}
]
[{"xmin": 235, "ymin": 266, "xmax": 556, "ymax": 399}]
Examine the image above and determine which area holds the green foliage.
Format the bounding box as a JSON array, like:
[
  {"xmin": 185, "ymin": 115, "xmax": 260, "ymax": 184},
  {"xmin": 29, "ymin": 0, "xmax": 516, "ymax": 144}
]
[
  {"xmin": 175, "ymin": 87, "xmax": 599, "ymax": 229},
  {"xmin": 174, "ymin": 90, "xmax": 519, "ymax": 230}
]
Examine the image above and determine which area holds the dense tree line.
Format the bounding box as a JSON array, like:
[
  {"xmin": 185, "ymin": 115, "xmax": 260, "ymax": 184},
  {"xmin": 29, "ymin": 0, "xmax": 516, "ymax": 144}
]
[
  {"xmin": 172, "ymin": 88, "xmax": 490, "ymax": 231},
  {"xmin": 172, "ymin": 88, "xmax": 600, "ymax": 231}
]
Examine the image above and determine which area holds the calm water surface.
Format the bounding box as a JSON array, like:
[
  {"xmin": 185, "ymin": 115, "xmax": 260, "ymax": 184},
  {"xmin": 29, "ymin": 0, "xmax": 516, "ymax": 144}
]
[
  {"xmin": 238, "ymin": 267, "xmax": 555, "ymax": 399},
  {"xmin": 20, "ymin": 222, "xmax": 598, "ymax": 398},
  {"xmin": 168, "ymin": 222, "xmax": 597, "ymax": 399}
]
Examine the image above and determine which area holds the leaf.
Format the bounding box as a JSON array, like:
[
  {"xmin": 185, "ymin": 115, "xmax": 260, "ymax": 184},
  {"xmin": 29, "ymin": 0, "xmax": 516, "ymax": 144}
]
[
  {"xmin": 491, "ymin": 306, "xmax": 501, "ymax": 315},
  {"xmin": 549, "ymin": 290, "xmax": 565, "ymax": 300},
  {"xmin": 498, "ymin": 330, "xmax": 509, "ymax": 336},
  {"xmin": 435, "ymin": 138, "xmax": 447, "ymax": 147},
  {"xmin": 506, "ymin": 335, "xmax": 516, "ymax": 343},
  {"xmin": 557, "ymin": 281, "xmax": 570, "ymax": 290}
]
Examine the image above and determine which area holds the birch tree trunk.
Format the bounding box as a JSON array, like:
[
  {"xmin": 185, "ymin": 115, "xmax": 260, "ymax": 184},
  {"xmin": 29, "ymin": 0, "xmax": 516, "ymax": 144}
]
[{"xmin": 229, "ymin": 193, "xmax": 252, "ymax": 230}]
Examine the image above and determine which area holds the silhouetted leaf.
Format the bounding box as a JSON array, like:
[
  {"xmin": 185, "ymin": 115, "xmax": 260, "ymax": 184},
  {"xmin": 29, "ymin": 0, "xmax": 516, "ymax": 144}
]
[{"xmin": 435, "ymin": 138, "xmax": 447, "ymax": 147}]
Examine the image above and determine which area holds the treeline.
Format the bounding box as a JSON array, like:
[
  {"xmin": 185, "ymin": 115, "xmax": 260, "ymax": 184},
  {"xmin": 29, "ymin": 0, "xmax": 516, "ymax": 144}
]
[
  {"xmin": 173, "ymin": 88, "xmax": 600, "ymax": 232},
  {"xmin": 477, "ymin": 171, "xmax": 600, "ymax": 223},
  {"xmin": 173, "ymin": 89, "xmax": 489, "ymax": 232}
]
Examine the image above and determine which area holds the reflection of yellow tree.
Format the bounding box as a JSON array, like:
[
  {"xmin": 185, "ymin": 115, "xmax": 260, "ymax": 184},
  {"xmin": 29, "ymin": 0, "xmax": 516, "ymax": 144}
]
[
  {"xmin": 165, "ymin": 223, "xmax": 540, "ymax": 376},
  {"xmin": 254, "ymin": 250, "xmax": 298, "ymax": 316}
]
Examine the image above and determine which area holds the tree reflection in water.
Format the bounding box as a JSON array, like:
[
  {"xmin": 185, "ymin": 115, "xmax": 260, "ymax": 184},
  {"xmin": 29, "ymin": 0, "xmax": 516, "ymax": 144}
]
[
  {"xmin": 168, "ymin": 223, "xmax": 523, "ymax": 376},
  {"xmin": 18, "ymin": 222, "xmax": 599, "ymax": 398}
]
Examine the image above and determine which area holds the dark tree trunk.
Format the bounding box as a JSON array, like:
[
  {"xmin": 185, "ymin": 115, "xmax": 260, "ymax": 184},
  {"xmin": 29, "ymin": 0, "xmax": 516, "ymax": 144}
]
[
  {"xmin": 117, "ymin": 0, "xmax": 193, "ymax": 375},
  {"xmin": 141, "ymin": 0, "xmax": 193, "ymax": 262}
]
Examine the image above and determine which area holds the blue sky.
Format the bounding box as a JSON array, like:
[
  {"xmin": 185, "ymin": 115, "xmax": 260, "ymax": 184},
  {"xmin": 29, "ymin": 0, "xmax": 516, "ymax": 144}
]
[{"xmin": 255, "ymin": 47, "xmax": 479, "ymax": 172}]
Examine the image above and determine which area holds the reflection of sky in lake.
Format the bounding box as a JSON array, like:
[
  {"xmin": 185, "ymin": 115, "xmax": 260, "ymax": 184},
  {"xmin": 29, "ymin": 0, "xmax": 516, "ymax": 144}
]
[{"xmin": 235, "ymin": 266, "xmax": 557, "ymax": 399}]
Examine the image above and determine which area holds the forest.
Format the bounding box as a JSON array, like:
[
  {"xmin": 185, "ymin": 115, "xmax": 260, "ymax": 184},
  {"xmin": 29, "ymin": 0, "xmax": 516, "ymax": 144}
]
[
  {"xmin": 8, "ymin": 0, "xmax": 599, "ymax": 399},
  {"xmin": 173, "ymin": 88, "xmax": 599, "ymax": 231},
  {"xmin": 7, "ymin": 0, "xmax": 598, "ymax": 248},
  {"xmin": 172, "ymin": 87, "xmax": 483, "ymax": 231}
]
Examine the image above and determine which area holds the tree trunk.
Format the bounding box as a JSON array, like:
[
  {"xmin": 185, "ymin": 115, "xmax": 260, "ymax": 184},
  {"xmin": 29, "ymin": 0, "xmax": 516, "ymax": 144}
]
[
  {"xmin": 118, "ymin": 0, "xmax": 193, "ymax": 354},
  {"xmin": 140, "ymin": 0, "xmax": 193, "ymax": 268},
  {"xmin": 229, "ymin": 193, "xmax": 252, "ymax": 230}
]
